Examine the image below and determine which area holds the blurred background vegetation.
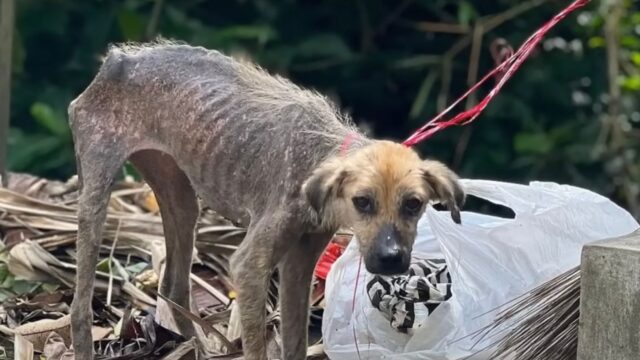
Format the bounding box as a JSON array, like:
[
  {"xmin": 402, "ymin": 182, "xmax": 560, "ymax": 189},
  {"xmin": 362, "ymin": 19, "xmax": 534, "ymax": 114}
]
[{"xmin": 2, "ymin": 0, "xmax": 639, "ymax": 217}]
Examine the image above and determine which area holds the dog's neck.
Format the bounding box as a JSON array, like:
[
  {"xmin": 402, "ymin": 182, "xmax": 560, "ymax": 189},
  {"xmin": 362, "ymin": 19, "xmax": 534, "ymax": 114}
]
[
  {"xmin": 333, "ymin": 131, "xmax": 371, "ymax": 159},
  {"xmin": 340, "ymin": 132, "xmax": 359, "ymax": 156}
]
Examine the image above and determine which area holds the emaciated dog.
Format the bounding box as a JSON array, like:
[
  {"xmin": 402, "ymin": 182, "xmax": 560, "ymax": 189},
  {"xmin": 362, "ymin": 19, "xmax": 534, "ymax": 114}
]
[{"xmin": 68, "ymin": 40, "xmax": 464, "ymax": 360}]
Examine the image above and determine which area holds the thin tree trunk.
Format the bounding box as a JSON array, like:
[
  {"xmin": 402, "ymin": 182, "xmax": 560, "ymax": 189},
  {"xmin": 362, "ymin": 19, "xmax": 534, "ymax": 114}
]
[{"xmin": 0, "ymin": 0, "xmax": 15, "ymax": 187}]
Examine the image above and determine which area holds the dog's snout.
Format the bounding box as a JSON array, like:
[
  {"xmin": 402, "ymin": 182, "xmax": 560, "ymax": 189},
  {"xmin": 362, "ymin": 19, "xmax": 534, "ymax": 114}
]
[
  {"xmin": 364, "ymin": 223, "xmax": 411, "ymax": 275},
  {"xmin": 374, "ymin": 248, "xmax": 408, "ymax": 275},
  {"xmin": 378, "ymin": 246, "xmax": 403, "ymax": 265}
]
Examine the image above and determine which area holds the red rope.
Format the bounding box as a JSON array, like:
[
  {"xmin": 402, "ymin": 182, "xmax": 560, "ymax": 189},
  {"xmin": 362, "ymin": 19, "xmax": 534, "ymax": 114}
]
[
  {"xmin": 402, "ymin": 0, "xmax": 590, "ymax": 147},
  {"xmin": 352, "ymin": 256, "xmax": 364, "ymax": 359}
]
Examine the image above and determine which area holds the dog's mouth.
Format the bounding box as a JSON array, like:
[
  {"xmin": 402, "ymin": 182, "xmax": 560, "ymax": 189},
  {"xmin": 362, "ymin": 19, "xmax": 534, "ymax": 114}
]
[{"xmin": 363, "ymin": 252, "xmax": 411, "ymax": 276}]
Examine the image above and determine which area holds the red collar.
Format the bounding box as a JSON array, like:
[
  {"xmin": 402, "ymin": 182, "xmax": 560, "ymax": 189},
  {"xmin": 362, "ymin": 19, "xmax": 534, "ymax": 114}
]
[{"xmin": 340, "ymin": 132, "xmax": 358, "ymax": 156}]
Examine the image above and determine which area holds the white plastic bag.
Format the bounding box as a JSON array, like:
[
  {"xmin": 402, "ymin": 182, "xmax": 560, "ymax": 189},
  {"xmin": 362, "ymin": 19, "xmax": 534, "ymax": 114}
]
[{"xmin": 323, "ymin": 179, "xmax": 639, "ymax": 359}]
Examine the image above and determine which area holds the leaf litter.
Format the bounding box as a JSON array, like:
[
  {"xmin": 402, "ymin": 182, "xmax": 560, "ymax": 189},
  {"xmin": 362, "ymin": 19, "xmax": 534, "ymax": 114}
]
[{"xmin": 0, "ymin": 172, "xmax": 342, "ymax": 359}]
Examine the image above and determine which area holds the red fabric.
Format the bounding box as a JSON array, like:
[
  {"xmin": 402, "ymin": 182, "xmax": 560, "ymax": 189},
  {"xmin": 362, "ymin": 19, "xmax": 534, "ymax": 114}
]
[
  {"xmin": 312, "ymin": 134, "xmax": 357, "ymax": 281},
  {"xmin": 315, "ymin": 242, "xmax": 346, "ymax": 280},
  {"xmin": 402, "ymin": 0, "xmax": 589, "ymax": 147}
]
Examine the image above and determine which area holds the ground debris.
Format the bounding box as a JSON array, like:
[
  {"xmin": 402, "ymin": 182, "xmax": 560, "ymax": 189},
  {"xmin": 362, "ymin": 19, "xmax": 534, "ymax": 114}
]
[{"xmin": 0, "ymin": 173, "xmax": 339, "ymax": 359}]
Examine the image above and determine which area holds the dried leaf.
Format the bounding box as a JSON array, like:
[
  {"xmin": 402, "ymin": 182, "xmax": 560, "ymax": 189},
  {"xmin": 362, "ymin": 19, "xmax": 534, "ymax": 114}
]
[
  {"xmin": 7, "ymin": 240, "xmax": 75, "ymax": 285},
  {"xmin": 151, "ymin": 289, "xmax": 236, "ymax": 352},
  {"xmin": 0, "ymin": 173, "xmax": 331, "ymax": 358},
  {"xmin": 142, "ymin": 191, "xmax": 160, "ymax": 214},
  {"xmin": 158, "ymin": 338, "xmax": 198, "ymax": 360},
  {"xmin": 14, "ymin": 333, "xmax": 34, "ymax": 360},
  {"xmin": 13, "ymin": 315, "xmax": 71, "ymax": 352},
  {"xmin": 42, "ymin": 332, "xmax": 74, "ymax": 360}
]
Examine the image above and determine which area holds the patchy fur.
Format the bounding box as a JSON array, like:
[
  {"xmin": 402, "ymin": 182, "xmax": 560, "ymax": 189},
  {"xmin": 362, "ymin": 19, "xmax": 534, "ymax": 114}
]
[{"xmin": 68, "ymin": 41, "xmax": 463, "ymax": 360}]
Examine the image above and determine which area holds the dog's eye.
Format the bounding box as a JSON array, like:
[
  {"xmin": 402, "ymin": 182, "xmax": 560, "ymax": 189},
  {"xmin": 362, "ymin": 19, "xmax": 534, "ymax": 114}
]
[
  {"xmin": 352, "ymin": 196, "xmax": 374, "ymax": 213},
  {"xmin": 403, "ymin": 197, "xmax": 423, "ymax": 214}
]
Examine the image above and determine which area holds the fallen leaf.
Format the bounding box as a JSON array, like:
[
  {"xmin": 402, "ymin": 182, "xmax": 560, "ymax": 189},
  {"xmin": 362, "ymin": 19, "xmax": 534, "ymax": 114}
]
[
  {"xmin": 13, "ymin": 315, "xmax": 71, "ymax": 352},
  {"xmin": 92, "ymin": 326, "xmax": 113, "ymax": 341},
  {"xmin": 158, "ymin": 338, "xmax": 198, "ymax": 360},
  {"xmin": 14, "ymin": 333, "xmax": 34, "ymax": 360},
  {"xmin": 42, "ymin": 332, "xmax": 74, "ymax": 360},
  {"xmin": 143, "ymin": 191, "xmax": 160, "ymax": 214}
]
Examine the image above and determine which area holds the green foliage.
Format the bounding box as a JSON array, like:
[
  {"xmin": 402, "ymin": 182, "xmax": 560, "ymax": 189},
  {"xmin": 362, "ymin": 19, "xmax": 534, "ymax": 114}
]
[
  {"xmin": 7, "ymin": 0, "xmax": 640, "ymax": 214},
  {"xmin": 457, "ymin": 1, "xmax": 477, "ymax": 27},
  {"xmin": 0, "ymin": 247, "xmax": 58, "ymax": 302}
]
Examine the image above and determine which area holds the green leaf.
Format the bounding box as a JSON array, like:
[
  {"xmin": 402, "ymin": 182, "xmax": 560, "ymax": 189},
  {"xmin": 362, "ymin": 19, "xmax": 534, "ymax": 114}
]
[
  {"xmin": 1, "ymin": 272, "xmax": 42, "ymax": 296},
  {"xmin": 621, "ymin": 35, "xmax": 640, "ymax": 49},
  {"xmin": 584, "ymin": 14, "xmax": 604, "ymax": 29},
  {"xmin": 117, "ymin": 8, "xmax": 146, "ymax": 41},
  {"xmin": 41, "ymin": 283, "xmax": 60, "ymax": 293},
  {"xmin": 0, "ymin": 289, "xmax": 15, "ymax": 303},
  {"xmin": 1, "ymin": 271, "xmax": 14, "ymax": 288},
  {"xmin": 11, "ymin": 280, "xmax": 40, "ymax": 295},
  {"xmin": 96, "ymin": 258, "xmax": 112, "ymax": 273},
  {"xmin": 514, "ymin": 132, "xmax": 553, "ymax": 155},
  {"xmin": 620, "ymin": 75, "xmax": 640, "ymax": 91},
  {"xmin": 588, "ymin": 36, "xmax": 605, "ymax": 48},
  {"xmin": 30, "ymin": 102, "xmax": 69, "ymax": 137},
  {"xmin": 37, "ymin": 147, "xmax": 75, "ymax": 173},
  {"xmin": 123, "ymin": 162, "xmax": 142, "ymax": 181},
  {"xmin": 0, "ymin": 264, "xmax": 9, "ymax": 284},
  {"xmin": 458, "ymin": 1, "xmax": 476, "ymax": 26},
  {"xmin": 125, "ymin": 262, "xmax": 149, "ymax": 275},
  {"xmin": 8, "ymin": 133, "xmax": 63, "ymax": 172},
  {"xmin": 631, "ymin": 52, "xmax": 640, "ymax": 66}
]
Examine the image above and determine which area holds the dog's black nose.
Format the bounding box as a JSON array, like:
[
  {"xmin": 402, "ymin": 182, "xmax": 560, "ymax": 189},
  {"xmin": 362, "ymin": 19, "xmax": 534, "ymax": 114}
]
[
  {"xmin": 365, "ymin": 223, "xmax": 411, "ymax": 275},
  {"xmin": 379, "ymin": 248, "xmax": 403, "ymax": 265},
  {"xmin": 367, "ymin": 247, "xmax": 409, "ymax": 275}
]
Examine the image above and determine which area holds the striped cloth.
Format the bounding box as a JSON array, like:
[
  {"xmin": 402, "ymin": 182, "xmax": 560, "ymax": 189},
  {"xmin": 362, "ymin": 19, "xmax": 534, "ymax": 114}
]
[{"xmin": 366, "ymin": 258, "xmax": 452, "ymax": 332}]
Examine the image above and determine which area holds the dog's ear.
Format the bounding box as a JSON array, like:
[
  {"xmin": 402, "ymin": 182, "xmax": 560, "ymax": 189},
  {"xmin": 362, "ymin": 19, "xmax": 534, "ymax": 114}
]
[
  {"xmin": 302, "ymin": 161, "xmax": 349, "ymax": 222},
  {"xmin": 421, "ymin": 160, "xmax": 465, "ymax": 224}
]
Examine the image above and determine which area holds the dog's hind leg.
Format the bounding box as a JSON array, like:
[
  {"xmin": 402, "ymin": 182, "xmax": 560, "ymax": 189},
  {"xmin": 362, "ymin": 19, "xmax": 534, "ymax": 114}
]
[
  {"xmin": 129, "ymin": 150, "xmax": 199, "ymax": 339},
  {"xmin": 230, "ymin": 213, "xmax": 300, "ymax": 360},
  {"xmin": 278, "ymin": 232, "xmax": 332, "ymax": 360},
  {"xmin": 70, "ymin": 140, "xmax": 128, "ymax": 360}
]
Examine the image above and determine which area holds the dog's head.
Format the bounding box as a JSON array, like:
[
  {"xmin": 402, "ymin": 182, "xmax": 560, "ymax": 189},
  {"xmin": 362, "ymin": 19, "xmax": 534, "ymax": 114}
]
[{"xmin": 302, "ymin": 141, "xmax": 464, "ymax": 275}]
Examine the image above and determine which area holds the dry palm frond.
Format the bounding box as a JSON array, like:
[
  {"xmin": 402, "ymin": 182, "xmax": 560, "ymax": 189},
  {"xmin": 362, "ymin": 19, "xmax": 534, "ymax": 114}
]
[
  {"xmin": 0, "ymin": 173, "xmax": 331, "ymax": 359},
  {"xmin": 150, "ymin": 287, "xmax": 236, "ymax": 352},
  {"xmin": 475, "ymin": 266, "xmax": 581, "ymax": 360},
  {"xmin": 5, "ymin": 173, "xmax": 79, "ymax": 202}
]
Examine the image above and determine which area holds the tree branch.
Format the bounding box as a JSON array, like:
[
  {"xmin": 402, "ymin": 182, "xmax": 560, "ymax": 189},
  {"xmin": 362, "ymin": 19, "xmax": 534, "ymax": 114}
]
[
  {"xmin": 453, "ymin": 23, "xmax": 484, "ymax": 169},
  {"xmin": 434, "ymin": 0, "xmax": 549, "ymax": 113}
]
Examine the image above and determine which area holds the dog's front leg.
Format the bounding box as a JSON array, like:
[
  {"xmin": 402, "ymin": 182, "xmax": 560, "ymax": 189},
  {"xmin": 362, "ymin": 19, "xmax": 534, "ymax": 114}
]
[
  {"xmin": 230, "ymin": 214, "xmax": 299, "ymax": 360},
  {"xmin": 278, "ymin": 232, "xmax": 332, "ymax": 360}
]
